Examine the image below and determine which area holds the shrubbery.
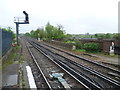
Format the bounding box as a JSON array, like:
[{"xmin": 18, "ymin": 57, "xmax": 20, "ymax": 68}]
[
  {"xmin": 64, "ymin": 40, "xmax": 83, "ymax": 49},
  {"xmin": 83, "ymin": 43, "xmax": 100, "ymax": 52},
  {"xmin": 74, "ymin": 40, "xmax": 83, "ymax": 49},
  {"xmin": 64, "ymin": 40, "xmax": 100, "ymax": 53},
  {"xmin": 64, "ymin": 40, "xmax": 76, "ymax": 44}
]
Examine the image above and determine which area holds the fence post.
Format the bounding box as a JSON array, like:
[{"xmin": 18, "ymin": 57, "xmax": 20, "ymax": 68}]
[{"xmin": 16, "ymin": 23, "xmax": 19, "ymax": 45}]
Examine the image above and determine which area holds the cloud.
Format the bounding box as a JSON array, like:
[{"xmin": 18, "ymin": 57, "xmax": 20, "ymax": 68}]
[{"xmin": 0, "ymin": 0, "xmax": 118, "ymax": 34}]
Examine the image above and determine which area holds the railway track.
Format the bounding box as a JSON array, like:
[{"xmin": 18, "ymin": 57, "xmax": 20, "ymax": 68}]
[
  {"xmin": 24, "ymin": 38, "xmax": 91, "ymax": 89},
  {"xmin": 33, "ymin": 40, "xmax": 120, "ymax": 82},
  {"xmin": 25, "ymin": 41, "xmax": 52, "ymax": 89},
  {"xmin": 25, "ymin": 38, "xmax": 120, "ymax": 89}
]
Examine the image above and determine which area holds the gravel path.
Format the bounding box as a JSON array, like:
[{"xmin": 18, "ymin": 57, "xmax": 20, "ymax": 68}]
[{"xmin": 20, "ymin": 37, "xmax": 32, "ymax": 62}]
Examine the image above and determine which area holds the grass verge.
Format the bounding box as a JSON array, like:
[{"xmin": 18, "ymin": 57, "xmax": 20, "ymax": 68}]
[{"xmin": 2, "ymin": 45, "xmax": 20, "ymax": 69}]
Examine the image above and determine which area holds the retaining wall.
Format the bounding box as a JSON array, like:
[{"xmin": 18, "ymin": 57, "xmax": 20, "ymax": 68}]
[{"xmin": 44, "ymin": 40, "xmax": 75, "ymax": 50}]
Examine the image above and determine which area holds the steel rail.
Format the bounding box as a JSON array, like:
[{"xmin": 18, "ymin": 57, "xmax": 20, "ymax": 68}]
[
  {"xmin": 36, "ymin": 41, "xmax": 120, "ymax": 74},
  {"xmin": 54, "ymin": 57, "xmax": 104, "ymax": 89},
  {"xmin": 56, "ymin": 55, "xmax": 120, "ymax": 87},
  {"xmin": 32, "ymin": 41, "xmax": 120, "ymax": 88},
  {"xmin": 26, "ymin": 41, "xmax": 53, "ymax": 90},
  {"xmin": 28, "ymin": 40, "xmax": 104, "ymax": 90},
  {"xmin": 27, "ymin": 40, "xmax": 91, "ymax": 90}
]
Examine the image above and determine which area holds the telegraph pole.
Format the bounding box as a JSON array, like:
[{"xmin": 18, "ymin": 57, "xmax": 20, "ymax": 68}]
[{"xmin": 14, "ymin": 11, "xmax": 29, "ymax": 45}]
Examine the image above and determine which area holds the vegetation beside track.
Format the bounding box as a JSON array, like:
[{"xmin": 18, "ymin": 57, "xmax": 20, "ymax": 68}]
[
  {"xmin": 24, "ymin": 22, "xmax": 120, "ymax": 54},
  {"xmin": 2, "ymin": 45, "xmax": 20, "ymax": 69},
  {"xmin": 25, "ymin": 22, "xmax": 65, "ymax": 40},
  {"xmin": 0, "ymin": 27, "xmax": 16, "ymax": 42}
]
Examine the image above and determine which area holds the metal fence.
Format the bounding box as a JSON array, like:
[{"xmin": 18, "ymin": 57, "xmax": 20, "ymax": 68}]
[{"xmin": 0, "ymin": 29, "xmax": 12, "ymax": 56}]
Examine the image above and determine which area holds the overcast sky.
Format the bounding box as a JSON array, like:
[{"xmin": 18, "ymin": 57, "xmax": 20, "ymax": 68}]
[{"xmin": 0, "ymin": 0, "xmax": 119, "ymax": 34}]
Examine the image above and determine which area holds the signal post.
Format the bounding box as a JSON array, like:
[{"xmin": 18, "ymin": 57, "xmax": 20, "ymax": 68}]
[{"xmin": 14, "ymin": 11, "xmax": 29, "ymax": 45}]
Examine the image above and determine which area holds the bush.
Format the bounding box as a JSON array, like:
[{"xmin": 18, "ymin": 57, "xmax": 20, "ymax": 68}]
[
  {"xmin": 65, "ymin": 40, "xmax": 76, "ymax": 44},
  {"xmin": 75, "ymin": 40, "xmax": 83, "ymax": 49},
  {"xmin": 83, "ymin": 43, "xmax": 100, "ymax": 52}
]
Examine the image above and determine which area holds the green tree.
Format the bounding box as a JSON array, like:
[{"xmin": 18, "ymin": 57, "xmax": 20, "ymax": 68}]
[
  {"xmin": 105, "ymin": 33, "xmax": 111, "ymax": 39},
  {"xmin": 30, "ymin": 30, "xmax": 38, "ymax": 39},
  {"xmin": 112, "ymin": 33, "xmax": 120, "ymax": 40},
  {"xmin": 45, "ymin": 22, "xmax": 54, "ymax": 39},
  {"xmin": 25, "ymin": 33, "xmax": 31, "ymax": 36},
  {"xmin": 65, "ymin": 34, "xmax": 72, "ymax": 38},
  {"xmin": 95, "ymin": 34, "xmax": 98, "ymax": 38},
  {"xmin": 83, "ymin": 43, "xmax": 100, "ymax": 52},
  {"xmin": 37, "ymin": 27, "xmax": 45, "ymax": 39},
  {"xmin": 7, "ymin": 27, "xmax": 16, "ymax": 40},
  {"xmin": 56, "ymin": 24, "xmax": 65, "ymax": 40},
  {"xmin": 25, "ymin": 22, "xmax": 66, "ymax": 40},
  {"xmin": 97, "ymin": 34, "xmax": 105, "ymax": 40},
  {"xmin": 52, "ymin": 27, "xmax": 58, "ymax": 39}
]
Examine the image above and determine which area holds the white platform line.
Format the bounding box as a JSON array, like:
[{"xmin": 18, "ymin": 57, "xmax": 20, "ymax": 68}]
[{"xmin": 26, "ymin": 66, "xmax": 37, "ymax": 89}]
